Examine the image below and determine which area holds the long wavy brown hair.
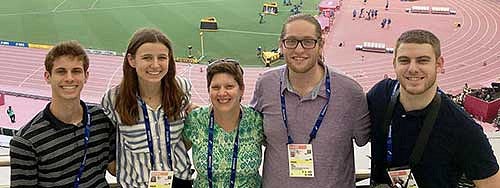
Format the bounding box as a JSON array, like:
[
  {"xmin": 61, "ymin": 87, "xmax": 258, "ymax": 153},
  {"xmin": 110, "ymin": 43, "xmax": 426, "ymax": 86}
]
[{"xmin": 116, "ymin": 28, "xmax": 186, "ymax": 125}]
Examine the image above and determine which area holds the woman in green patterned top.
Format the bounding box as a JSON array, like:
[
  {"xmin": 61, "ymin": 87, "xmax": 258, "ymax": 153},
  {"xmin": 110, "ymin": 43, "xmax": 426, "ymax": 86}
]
[{"xmin": 183, "ymin": 58, "xmax": 264, "ymax": 188}]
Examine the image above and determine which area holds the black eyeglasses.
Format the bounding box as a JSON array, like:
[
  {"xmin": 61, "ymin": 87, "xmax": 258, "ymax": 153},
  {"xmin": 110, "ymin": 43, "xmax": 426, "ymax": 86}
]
[{"xmin": 282, "ymin": 38, "xmax": 320, "ymax": 49}]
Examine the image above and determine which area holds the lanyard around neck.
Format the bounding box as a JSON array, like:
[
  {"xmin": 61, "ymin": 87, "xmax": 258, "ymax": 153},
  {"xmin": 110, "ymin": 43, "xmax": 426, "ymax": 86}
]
[
  {"xmin": 384, "ymin": 84, "xmax": 400, "ymax": 163},
  {"xmin": 207, "ymin": 109, "xmax": 242, "ymax": 188},
  {"xmin": 138, "ymin": 97, "xmax": 173, "ymax": 171},
  {"xmin": 279, "ymin": 68, "xmax": 331, "ymax": 144},
  {"xmin": 74, "ymin": 103, "xmax": 91, "ymax": 188},
  {"xmin": 385, "ymin": 83, "xmax": 442, "ymax": 167}
]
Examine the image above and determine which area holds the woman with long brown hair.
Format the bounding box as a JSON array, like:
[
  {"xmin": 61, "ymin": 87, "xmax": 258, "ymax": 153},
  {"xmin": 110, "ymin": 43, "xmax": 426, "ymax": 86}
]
[{"xmin": 102, "ymin": 28, "xmax": 194, "ymax": 187}]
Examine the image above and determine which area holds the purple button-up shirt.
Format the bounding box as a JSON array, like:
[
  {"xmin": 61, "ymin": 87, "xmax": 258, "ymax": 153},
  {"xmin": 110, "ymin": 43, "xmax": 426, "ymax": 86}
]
[{"xmin": 250, "ymin": 65, "xmax": 370, "ymax": 188}]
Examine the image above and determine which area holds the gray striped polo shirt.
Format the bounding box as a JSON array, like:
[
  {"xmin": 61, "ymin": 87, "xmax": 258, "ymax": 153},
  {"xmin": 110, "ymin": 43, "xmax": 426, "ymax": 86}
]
[{"xmin": 10, "ymin": 101, "xmax": 115, "ymax": 187}]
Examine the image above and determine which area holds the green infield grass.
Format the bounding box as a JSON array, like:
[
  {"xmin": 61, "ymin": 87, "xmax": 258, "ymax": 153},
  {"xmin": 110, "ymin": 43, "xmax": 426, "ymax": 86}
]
[{"xmin": 0, "ymin": 0, "xmax": 320, "ymax": 66}]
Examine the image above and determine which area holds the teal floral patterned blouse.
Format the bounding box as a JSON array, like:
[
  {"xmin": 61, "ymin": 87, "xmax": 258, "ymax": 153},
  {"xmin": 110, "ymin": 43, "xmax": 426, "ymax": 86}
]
[{"xmin": 183, "ymin": 106, "xmax": 264, "ymax": 188}]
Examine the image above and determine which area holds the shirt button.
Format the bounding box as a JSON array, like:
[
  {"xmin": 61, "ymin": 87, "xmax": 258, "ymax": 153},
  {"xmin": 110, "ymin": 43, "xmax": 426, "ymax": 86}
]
[{"xmin": 401, "ymin": 114, "xmax": 406, "ymax": 118}]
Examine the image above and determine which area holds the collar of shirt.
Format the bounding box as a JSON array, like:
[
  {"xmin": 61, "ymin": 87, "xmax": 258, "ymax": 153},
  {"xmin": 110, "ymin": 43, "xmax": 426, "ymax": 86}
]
[
  {"xmin": 395, "ymin": 95, "xmax": 438, "ymax": 118},
  {"xmin": 43, "ymin": 100, "xmax": 88, "ymax": 130},
  {"xmin": 208, "ymin": 104, "xmax": 246, "ymax": 119},
  {"xmin": 140, "ymin": 101, "xmax": 163, "ymax": 112},
  {"xmin": 280, "ymin": 64, "xmax": 329, "ymax": 100}
]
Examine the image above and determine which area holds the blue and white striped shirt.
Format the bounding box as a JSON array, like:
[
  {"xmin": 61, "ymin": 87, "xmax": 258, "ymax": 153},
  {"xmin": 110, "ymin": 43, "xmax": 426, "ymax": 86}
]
[{"xmin": 101, "ymin": 76, "xmax": 194, "ymax": 187}]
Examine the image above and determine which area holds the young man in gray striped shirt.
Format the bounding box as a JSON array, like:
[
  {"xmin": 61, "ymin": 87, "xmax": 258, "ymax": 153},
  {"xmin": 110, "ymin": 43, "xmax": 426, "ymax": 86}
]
[{"xmin": 10, "ymin": 41, "xmax": 115, "ymax": 187}]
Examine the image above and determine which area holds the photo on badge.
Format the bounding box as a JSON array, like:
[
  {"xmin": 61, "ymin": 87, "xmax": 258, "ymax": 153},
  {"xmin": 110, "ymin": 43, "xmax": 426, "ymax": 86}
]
[
  {"xmin": 148, "ymin": 171, "xmax": 174, "ymax": 188},
  {"xmin": 387, "ymin": 169, "xmax": 419, "ymax": 188}
]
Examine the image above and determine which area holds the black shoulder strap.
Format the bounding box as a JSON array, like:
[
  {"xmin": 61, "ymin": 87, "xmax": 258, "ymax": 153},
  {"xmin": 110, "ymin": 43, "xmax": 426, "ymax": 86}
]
[
  {"xmin": 381, "ymin": 83, "xmax": 442, "ymax": 168},
  {"xmin": 409, "ymin": 93, "xmax": 441, "ymax": 168}
]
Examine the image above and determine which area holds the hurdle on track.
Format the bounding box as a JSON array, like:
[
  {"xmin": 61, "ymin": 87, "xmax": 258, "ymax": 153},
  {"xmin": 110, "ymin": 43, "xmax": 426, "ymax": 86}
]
[{"xmin": 355, "ymin": 42, "xmax": 394, "ymax": 53}]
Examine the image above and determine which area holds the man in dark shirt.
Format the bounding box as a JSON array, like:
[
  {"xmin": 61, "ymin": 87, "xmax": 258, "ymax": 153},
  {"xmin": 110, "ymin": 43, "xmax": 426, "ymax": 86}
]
[
  {"xmin": 368, "ymin": 29, "xmax": 500, "ymax": 187},
  {"xmin": 10, "ymin": 41, "xmax": 115, "ymax": 187},
  {"xmin": 6, "ymin": 106, "xmax": 15, "ymax": 123}
]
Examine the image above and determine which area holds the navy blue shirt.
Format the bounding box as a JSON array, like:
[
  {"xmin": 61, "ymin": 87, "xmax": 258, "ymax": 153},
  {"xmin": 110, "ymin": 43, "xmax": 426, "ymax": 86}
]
[{"xmin": 368, "ymin": 79, "xmax": 498, "ymax": 187}]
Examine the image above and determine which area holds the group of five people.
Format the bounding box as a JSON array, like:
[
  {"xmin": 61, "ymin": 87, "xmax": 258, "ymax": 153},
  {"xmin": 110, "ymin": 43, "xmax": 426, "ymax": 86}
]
[{"xmin": 9, "ymin": 13, "xmax": 500, "ymax": 187}]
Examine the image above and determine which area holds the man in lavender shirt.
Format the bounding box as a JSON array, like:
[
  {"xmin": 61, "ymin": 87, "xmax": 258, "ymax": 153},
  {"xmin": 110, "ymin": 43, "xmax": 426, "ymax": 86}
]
[{"xmin": 250, "ymin": 13, "xmax": 371, "ymax": 188}]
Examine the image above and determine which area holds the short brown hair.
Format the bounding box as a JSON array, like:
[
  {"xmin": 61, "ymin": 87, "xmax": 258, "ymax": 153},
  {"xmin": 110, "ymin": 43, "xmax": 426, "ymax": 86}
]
[
  {"xmin": 206, "ymin": 58, "xmax": 244, "ymax": 91},
  {"xmin": 44, "ymin": 40, "xmax": 89, "ymax": 73},
  {"xmin": 395, "ymin": 29, "xmax": 441, "ymax": 59},
  {"xmin": 280, "ymin": 13, "xmax": 323, "ymax": 40}
]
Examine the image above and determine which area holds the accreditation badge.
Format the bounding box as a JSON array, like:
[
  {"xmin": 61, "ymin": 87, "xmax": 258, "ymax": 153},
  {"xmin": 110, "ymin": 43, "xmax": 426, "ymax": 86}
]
[
  {"xmin": 387, "ymin": 168, "xmax": 419, "ymax": 188},
  {"xmin": 148, "ymin": 170, "xmax": 174, "ymax": 188},
  {"xmin": 287, "ymin": 144, "xmax": 314, "ymax": 177}
]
